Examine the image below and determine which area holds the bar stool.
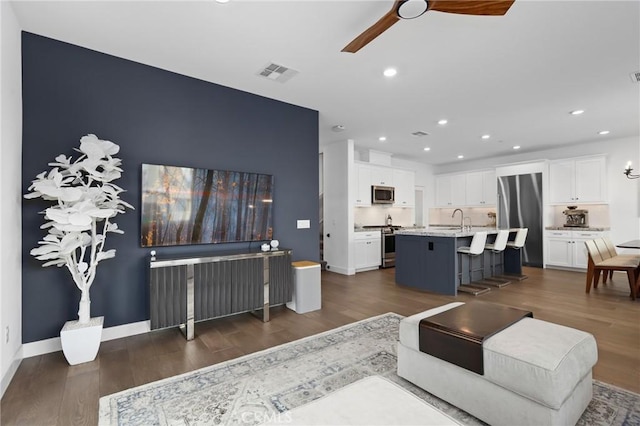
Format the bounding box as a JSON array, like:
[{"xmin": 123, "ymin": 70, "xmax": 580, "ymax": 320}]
[
  {"xmin": 479, "ymin": 229, "xmax": 512, "ymax": 287},
  {"xmin": 457, "ymin": 231, "xmax": 491, "ymax": 295},
  {"xmin": 504, "ymin": 228, "xmax": 529, "ymax": 281}
]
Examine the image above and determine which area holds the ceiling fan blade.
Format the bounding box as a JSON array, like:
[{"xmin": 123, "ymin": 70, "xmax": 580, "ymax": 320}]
[
  {"xmin": 342, "ymin": 1, "xmax": 403, "ymax": 53},
  {"xmin": 429, "ymin": 0, "xmax": 515, "ymax": 16}
]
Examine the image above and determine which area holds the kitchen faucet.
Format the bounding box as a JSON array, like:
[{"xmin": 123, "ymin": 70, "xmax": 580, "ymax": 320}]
[{"xmin": 452, "ymin": 208, "xmax": 464, "ymax": 231}]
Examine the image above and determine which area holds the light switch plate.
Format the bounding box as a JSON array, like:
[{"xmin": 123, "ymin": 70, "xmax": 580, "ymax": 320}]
[{"xmin": 297, "ymin": 219, "xmax": 310, "ymax": 229}]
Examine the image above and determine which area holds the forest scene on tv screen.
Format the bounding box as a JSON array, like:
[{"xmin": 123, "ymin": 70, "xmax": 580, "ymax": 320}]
[{"xmin": 141, "ymin": 164, "xmax": 274, "ymax": 247}]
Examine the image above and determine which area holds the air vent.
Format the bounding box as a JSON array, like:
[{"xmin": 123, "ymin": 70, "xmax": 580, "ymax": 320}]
[
  {"xmin": 257, "ymin": 62, "xmax": 299, "ymax": 83},
  {"xmin": 411, "ymin": 131, "xmax": 429, "ymax": 137},
  {"xmin": 630, "ymin": 71, "xmax": 640, "ymax": 83}
]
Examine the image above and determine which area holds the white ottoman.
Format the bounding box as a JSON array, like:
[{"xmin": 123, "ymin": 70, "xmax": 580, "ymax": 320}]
[
  {"xmin": 263, "ymin": 375, "xmax": 464, "ymax": 425},
  {"xmin": 398, "ymin": 302, "xmax": 598, "ymax": 426}
]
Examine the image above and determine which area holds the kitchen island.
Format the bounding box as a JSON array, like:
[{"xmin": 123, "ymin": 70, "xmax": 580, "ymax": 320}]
[{"xmin": 395, "ymin": 228, "xmax": 522, "ymax": 296}]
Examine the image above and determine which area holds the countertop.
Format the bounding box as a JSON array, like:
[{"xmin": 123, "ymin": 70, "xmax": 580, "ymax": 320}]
[
  {"xmin": 354, "ymin": 226, "xmax": 422, "ymax": 232},
  {"xmin": 545, "ymin": 226, "xmax": 610, "ymax": 231},
  {"xmin": 396, "ymin": 227, "xmax": 504, "ymax": 238},
  {"xmin": 354, "ymin": 225, "xmax": 494, "ymax": 233}
]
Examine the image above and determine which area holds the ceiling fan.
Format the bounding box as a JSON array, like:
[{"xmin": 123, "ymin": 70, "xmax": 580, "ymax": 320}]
[{"xmin": 342, "ymin": 0, "xmax": 516, "ymax": 53}]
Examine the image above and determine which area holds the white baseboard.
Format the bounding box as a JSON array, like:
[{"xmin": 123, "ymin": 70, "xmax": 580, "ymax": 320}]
[
  {"xmin": 22, "ymin": 320, "xmax": 151, "ymax": 359},
  {"xmin": 326, "ymin": 265, "xmax": 355, "ymax": 275},
  {"xmin": 102, "ymin": 320, "xmax": 150, "ymax": 342},
  {"xmin": 1, "ymin": 347, "xmax": 22, "ymax": 399}
]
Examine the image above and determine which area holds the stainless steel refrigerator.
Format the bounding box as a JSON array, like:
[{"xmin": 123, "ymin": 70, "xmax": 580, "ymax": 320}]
[{"xmin": 497, "ymin": 173, "xmax": 543, "ymax": 267}]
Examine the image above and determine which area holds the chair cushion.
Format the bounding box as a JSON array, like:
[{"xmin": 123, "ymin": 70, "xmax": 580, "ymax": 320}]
[{"xmin": 596, "ymin": 256, "xmax": 640, "ymax": 268}]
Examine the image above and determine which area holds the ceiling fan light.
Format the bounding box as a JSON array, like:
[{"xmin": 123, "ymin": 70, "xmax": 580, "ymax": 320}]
[{"xmin": 397, "ymin": 0, "xmax": 429, "ymax": 19}]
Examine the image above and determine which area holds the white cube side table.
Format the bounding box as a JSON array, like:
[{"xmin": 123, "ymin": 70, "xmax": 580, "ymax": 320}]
[{"xmin": 287, "ymin": 261, "xmax": 321, "ymax": 314}]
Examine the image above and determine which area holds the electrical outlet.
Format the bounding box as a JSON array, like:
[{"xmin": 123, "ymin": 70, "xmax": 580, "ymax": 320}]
[{"xmin": 5, "ymin": 326, "xmax": 9, "ymax": 344}]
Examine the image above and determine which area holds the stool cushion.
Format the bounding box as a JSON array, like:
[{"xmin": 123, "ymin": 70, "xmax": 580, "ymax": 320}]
[{"xmin": 400, "ymin": 303, "xmax": 598, "ymax": 410}]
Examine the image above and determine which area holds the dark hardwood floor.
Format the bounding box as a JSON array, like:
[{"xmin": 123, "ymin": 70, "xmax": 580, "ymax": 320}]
[{"xmin": 2, "ymin": 266, "xmax": 639, "ymax": 425}]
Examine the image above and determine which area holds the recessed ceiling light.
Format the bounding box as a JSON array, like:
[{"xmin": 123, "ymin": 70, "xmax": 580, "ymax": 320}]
[
  {"xmin": 423, "ymin": 147, "xmax": 431, "ymax": 151},
  {"xmin": 383, "ymin": 68, "xmax": 397, "ymax": 77},
  {"xmin": 457, "ymin": 155, "xmax": 464, "ymax": 159},
  {"xmin": 570, "ymin": 110, "xmax": 585, "ymax": 115},
  {"xmin": 215, "ymin": 0, "xmax": 230, "ymax": 3},
  {"xmin": 513, "ymin": 145, "xmax": 521, "ymax": 150},
  {"xmin": 481, "ymin": 134, "xmax": 491, "ymax": 140},
  {"xmin": 598, "ymin": 130, "xmax": 610, "ymax": 135},
  {"xmin": 331, "ymin": 125, "xmax": 345, "ymax": 132},
  {"xmin": 379, "ymin": 136, "xmax": 387, "ymax": 142},
  {"xmin": 437, "ymin": 119, "xmax": 448, "ymax": 125}
]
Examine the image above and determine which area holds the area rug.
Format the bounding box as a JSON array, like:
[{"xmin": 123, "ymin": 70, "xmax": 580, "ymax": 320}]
[{"xmin": 99, "ymin": 313, "xmax": 640, "ymax": 425}]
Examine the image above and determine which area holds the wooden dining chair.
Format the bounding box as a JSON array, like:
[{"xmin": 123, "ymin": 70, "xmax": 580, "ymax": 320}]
[
  {"xmin": 584, "ymin": 239, "xmax": 640, "ymax": 300},
  {"xmin": 594, "ymin": 238, "xmax": 614, "ymax": 283},
  {"xmin": 601, "ymin": 237, "xmax": 640, "ymax": 283}
]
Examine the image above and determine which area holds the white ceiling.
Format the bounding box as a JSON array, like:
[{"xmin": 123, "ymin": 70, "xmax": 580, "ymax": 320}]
[{"xmin": 10, "ymin": 0, "xmax": 640, "ymax": 165}]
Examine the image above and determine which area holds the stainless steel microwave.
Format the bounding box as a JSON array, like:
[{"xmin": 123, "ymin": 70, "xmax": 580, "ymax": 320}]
[{"xmin": 372, "ymin": 185, "xmax": 394, "ymax": 204}]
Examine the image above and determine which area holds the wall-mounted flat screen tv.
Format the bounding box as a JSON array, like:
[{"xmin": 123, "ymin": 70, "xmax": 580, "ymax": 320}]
[{"xmin": 140, "ymin": 164, "xmax": 273, "ymax": 247}]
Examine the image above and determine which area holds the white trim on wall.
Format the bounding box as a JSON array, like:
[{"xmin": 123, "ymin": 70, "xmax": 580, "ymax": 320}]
[
  {"xmin": 22, "ymin": 320, "xmax": 151, "ymax": 359},
  {"xmin": 1, "ymin": 0, "xmax": 24, "ymax": 399},
  {"xmin": 495, "ymin": 160, "xmax": 547, "ymax": 177}
]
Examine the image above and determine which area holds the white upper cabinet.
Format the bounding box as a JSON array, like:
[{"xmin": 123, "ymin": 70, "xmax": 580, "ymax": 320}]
[
  {"xmin": 435, "ymin": 174, "xmax": 466, "ymax": 207},
  {"xmin": 465, "ymin": 170, "xmax": 496, "ymax": 206},
  {"xmin": 370, "ymin": 165, "xmax": 393, "ymax": 186},
  {"xmin": 355, "ymin": 163, "xmax": 416, "ymax": 207},
  {"xmin": 393, "ymin": 169, "xmax": 415, "ymax": 207},
  {"xmin": 354, "ymin": 163, "xmax": 372, "ymax": 206},
  {"xmin": 549, "ymin": 156, "xmax": 607, "ymax": 204}
]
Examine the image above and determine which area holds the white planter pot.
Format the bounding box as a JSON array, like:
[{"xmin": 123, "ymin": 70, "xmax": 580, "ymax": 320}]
[{"xmin": 60, "ymin": 316, "xmax": 104, "ymax": 365}]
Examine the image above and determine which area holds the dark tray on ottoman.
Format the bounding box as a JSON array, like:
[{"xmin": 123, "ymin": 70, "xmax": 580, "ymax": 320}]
[{"xmin": 419, "ymin": 301, "xmax": 533, "ymax": 375}]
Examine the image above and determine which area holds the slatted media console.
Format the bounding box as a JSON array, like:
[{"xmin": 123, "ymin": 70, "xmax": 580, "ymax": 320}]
[{"xmin": 149, "ymin": 249, "xmax": 292, "ymax": 340}]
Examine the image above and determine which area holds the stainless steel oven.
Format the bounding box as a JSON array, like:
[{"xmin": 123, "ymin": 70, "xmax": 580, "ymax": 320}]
[{"xmin": 381, "ymin": 226, "xmax": 401, "ymax": 268}]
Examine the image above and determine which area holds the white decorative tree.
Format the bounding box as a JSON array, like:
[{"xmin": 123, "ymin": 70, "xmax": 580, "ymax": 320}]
[{"xmin": 24, "ymin": 134, "xmax": 133, "ymax": 324}]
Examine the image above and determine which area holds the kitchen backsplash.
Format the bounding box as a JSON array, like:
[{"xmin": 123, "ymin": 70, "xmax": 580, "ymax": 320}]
[
  {"xmin": 429, "ymin": 205, "xmax": 610, "ymax": 229},
  {"xmin": 429, "ymin": 207, "xmax": 497, "ymax": 227},
  {"xmin": 355, "ymin": 206, "xmax": 415, "ymax": 227}
]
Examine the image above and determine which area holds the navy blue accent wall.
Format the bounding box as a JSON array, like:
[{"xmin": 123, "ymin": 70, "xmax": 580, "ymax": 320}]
[{"xmin": 21, "ymin": 32, "xmax": 319, "ymax": 343}]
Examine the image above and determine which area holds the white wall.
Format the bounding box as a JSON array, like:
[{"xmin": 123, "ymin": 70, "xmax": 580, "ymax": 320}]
[
  {"xmin": 322, "ymin": 140, "xmax": 354, "ymax": 275},
  {"xmin": 1, "ymin": 0, "xmax": 24, "ymax": 397}
]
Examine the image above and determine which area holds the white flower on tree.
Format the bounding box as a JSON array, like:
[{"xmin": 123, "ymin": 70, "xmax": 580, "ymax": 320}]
[{"xmin": 25, "ymin": 134, "xmax": 133, "ymax": 324}]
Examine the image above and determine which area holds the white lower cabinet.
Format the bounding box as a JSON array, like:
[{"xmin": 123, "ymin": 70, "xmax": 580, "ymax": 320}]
[
  {"xmin": 354, "ymin": 231, "xmax": 381, "ymax": 272},
  {"xmin": 545, "ymin": 230, "xmax": 606, "ymax": 270}
]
